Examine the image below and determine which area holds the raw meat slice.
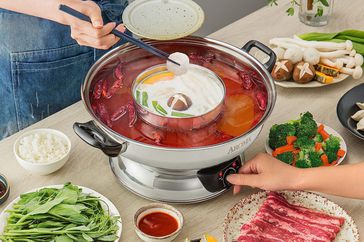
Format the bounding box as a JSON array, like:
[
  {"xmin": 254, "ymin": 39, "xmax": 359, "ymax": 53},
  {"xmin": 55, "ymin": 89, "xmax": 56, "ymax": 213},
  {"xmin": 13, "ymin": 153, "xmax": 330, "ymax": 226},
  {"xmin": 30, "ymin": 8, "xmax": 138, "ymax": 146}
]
[{"xmin": 237, "ymin": 192, "xmax": 344, "ymax": 242}]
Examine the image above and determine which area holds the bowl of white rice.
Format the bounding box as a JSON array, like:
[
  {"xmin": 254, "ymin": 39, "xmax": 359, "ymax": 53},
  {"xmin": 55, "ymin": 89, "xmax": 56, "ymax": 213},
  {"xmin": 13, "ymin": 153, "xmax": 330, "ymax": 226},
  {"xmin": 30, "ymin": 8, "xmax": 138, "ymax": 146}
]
[{"xmin": 13, "ymin": 129, "xmax": 71, "ymax": 175}]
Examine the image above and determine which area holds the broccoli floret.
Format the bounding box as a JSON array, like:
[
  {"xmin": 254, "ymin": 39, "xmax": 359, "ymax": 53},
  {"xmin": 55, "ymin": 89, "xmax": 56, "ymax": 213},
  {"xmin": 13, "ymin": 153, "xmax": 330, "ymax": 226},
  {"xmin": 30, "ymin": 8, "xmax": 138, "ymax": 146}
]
[
  {"xmin": 269, "ymin": 123, "xmax": 296, "ymax": 149},
  {"xmin": 323, "ymin": 135, "xmax": 341, "ymax": 153},
  {"xmin": 308, "ymin": 151, "xmax": 323, "ymax": 167},
  {"xmin": 326, "ymin": 151, "xmax": 338, "ymax": 163},
  {"xmin": 313, "ymin": 133, "xmax": 323, "ymax": 143},
  {"xmin": 295, "ymin": 151, "xmax": 311, "ymax": 168},
  {"xmin": 296, "ymin": 112, "xmax": 318, "ymax": 138},
  {"xmin": 294, "ymin": 136, "xmax": 315, "ymax": 151},
  {"xmin": 323, "ymin": 135, "xmax": 341, "ymax": 163},
  {"xmin": 277, "ymin": 152, "xmax": 294, "ymax": 165}
]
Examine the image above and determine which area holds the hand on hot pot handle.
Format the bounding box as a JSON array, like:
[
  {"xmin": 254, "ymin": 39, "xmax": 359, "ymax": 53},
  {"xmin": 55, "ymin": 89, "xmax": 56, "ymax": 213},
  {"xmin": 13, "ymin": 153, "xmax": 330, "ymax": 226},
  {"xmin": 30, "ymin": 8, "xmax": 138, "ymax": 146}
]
[
  {"xmin": 241, "ymin": 40, "xmax": 277, "ymax": 72},
  {"xmin": 227, "ymin": 153, "xmax": 364, "ymax": 200}
]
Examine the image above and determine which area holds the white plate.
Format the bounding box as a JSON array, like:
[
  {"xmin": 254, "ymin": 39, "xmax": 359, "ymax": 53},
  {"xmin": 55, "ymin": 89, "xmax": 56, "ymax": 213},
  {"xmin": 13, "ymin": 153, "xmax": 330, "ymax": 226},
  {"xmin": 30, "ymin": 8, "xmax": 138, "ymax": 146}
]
[
  {"xmin": 265, "ymin": 123, "xmax": 347, "ymax": 166},
  {"xmin": 223, "ymin": 191, "xmax": 359, "ymax": 242},
  {"xmin": 0, "ymin": 185, "xmax": 122, "ymax": 241},
  {"xmin": 122, "ymin": 0, "xmax": 204, "ymax": 40},
  {"xmin": 275, "ymin": 73, "xmax": 349, "ymax": 88}
]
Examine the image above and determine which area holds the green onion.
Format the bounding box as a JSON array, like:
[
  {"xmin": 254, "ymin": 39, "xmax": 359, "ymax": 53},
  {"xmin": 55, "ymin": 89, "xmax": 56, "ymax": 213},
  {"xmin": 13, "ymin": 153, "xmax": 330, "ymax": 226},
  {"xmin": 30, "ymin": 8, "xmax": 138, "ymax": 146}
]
[
  {"xmin": 171, "ymin": 111, "xmax": 194, "ymax": 117},
  {"xmin": 136, "ymin": 90, "xmax": 141, "ymax": 104},
  {"xmin": 152, "ymin": 101, "xmax": 167, "ymax": 116},
  {"xmin": 142, "ymin": 92, "xmax": 149, "ymax": 107}
]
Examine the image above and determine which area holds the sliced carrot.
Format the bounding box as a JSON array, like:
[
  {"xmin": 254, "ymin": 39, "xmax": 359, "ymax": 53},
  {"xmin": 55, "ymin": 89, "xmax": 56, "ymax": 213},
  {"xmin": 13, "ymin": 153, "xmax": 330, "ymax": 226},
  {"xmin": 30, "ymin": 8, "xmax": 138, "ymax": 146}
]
[
  {"xmin": 318, "ymin": 124, "xmax": 325, "ymax": 132},
  {"xmin": 315, "ymin": 142, "xmax": 322, "ymax": 152},
  {"xmin": 274, "ymin": 145, "xmax": 295, "ymax": 155},
  {"xmin": 337, "ymin": 149, "xmax": 346, "ymax": 157},
  {"xmin": 272, "ymin": 150, "xmax": 278, "ymax": 157},
  {"xmin": 286, "ymin": 136, "xmax": 297, "ymax": 145},
  {"xmin": 321, "ymin": 154, "xmax": 330, "ymax": 166},
  {"xmin": 292, "ymin": 149, "xmax": 300, "ymax": 154},
  {"xmin": 331, "ymin": 160, "xmax": 338, "ymax": 166},
  {"xmin": 318, "ymin": 129, "xmax": 330, "ymax": 141}
]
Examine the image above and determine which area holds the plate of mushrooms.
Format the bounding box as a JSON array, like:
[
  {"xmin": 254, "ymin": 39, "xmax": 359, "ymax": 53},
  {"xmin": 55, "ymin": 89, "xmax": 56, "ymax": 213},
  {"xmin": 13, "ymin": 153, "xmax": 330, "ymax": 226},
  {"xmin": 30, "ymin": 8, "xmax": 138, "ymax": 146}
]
[
  {"xmin": 337, "ymin": 83, "xmax": 364, "ymax": 140},
  {"xmin": 269, "ymin": 35, "xmax": 363, "ymax": 88}
]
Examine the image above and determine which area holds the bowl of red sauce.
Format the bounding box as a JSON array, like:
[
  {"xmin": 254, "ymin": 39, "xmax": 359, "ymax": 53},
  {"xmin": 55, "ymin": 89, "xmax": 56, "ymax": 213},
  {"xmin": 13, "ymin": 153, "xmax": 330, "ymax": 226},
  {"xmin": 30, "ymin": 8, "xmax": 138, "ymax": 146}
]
[{"xmin": 134, "ymin": 203, "xmax": 183, "ymax": 242}]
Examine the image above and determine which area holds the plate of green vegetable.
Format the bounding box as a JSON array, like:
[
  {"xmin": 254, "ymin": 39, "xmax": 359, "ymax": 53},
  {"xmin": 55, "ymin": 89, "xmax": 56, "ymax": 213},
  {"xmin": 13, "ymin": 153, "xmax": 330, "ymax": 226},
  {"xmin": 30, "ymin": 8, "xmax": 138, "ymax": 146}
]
[
  {"xmin": 0, "ymin": 183, "xmax": 122, "ymax": 242},
  {"xmin": 265, "ymin": 112, "xmax": 347, "ymax": 168}
]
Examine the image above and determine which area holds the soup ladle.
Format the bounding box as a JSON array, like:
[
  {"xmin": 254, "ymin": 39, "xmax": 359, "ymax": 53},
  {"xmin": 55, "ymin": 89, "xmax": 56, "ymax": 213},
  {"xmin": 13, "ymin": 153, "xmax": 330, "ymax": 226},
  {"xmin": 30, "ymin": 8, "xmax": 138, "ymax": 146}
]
[{"xmin": 59, "ymin": 4, "xmax": 180, "ymax": 66}]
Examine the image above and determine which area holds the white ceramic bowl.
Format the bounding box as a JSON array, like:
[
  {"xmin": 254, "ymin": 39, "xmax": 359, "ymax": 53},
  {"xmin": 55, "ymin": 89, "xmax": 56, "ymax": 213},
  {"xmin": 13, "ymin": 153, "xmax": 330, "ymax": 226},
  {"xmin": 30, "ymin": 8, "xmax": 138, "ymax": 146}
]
[
  {"xmin": 13, "ymin": 129, "xmax": 71, "ymax": 175},
  {"xmin": 134, "ymin": 203, "xmax": 183, "ymax": 242}
]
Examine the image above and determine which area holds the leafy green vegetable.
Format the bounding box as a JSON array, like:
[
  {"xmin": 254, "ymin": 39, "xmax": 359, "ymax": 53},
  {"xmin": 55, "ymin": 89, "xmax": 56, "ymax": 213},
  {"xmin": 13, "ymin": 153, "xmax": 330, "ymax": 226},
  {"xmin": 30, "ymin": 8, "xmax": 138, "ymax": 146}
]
[
  {"xmin": 0, "ymin": 183, "xmax": 120, "ymax": 242},
  {"xmin": 299, "ymin": 30, "xmax": 364, "ymax": 59},
  {"xmin": 268, "ymin": 0, "xmax": 329, "ymax": 16}
]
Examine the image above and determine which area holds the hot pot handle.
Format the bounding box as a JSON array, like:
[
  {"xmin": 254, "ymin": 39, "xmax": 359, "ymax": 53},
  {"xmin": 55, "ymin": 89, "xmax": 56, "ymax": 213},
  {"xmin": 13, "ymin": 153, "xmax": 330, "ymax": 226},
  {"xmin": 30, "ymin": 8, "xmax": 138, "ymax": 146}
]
[
  {"xmin": 73, "ymin": 121, "xmax": 126, "ymax": 157},
  {"xmin": 241, "ymin": 40, "xmax": 276, "ymax": 72}
]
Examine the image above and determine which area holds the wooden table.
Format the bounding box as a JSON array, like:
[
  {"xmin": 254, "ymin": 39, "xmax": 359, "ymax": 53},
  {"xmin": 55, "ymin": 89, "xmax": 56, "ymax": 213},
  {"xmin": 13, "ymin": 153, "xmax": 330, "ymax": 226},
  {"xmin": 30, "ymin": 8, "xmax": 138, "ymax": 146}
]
[{"xmin": 1, "ymin": 0, "xmax": 364, "ymax": 240}]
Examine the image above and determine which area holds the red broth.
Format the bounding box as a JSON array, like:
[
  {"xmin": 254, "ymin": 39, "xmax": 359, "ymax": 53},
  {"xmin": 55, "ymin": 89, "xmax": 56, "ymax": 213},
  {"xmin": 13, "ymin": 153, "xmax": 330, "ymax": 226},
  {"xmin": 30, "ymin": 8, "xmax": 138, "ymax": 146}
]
[
  {"xmin": 90, "ymin": 53, "xmax": 267, "ymax": 148},
  {"xmin": 138, "ymin": 212, "xmax": 179, "ymax": 237}
]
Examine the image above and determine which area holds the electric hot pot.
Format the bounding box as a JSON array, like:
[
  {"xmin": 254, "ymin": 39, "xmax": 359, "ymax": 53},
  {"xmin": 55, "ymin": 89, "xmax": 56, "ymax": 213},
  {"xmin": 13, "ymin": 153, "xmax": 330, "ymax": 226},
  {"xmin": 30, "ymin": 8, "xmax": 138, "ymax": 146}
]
[{"xmin": 73, "ymin": 36, "xmax": 276, "ymax": 203}]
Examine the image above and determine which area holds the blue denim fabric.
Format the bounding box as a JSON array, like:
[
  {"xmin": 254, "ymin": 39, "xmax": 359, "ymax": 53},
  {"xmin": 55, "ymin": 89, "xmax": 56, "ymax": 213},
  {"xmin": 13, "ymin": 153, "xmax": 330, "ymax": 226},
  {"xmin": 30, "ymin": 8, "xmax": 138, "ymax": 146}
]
[{"xmin": 0, "ymin": 0, "xmax": 128, "ymax": 140}]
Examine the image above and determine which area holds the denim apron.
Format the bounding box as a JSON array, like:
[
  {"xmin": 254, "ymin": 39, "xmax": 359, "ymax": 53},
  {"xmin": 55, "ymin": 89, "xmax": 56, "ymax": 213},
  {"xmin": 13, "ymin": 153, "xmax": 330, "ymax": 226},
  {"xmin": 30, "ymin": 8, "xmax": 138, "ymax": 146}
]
[{"xmin": 0, "ymin": 0, "xmax": 129, "ymax": 139}]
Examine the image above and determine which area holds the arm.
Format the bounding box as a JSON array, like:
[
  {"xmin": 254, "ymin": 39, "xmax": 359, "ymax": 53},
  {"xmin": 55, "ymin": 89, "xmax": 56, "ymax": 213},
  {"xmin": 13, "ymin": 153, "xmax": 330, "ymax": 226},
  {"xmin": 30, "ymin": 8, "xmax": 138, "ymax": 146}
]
[
  {"xmin": 227, "ymin": 153, "xmax": 364, "ymax": 199},
  {"xmin": 0, "ymin": 0, "xmax": 125, "ymax": 49},
  {"xmin": 0, "ymin": 0, "xmax": 71, "ymax": 25},
  {"xmin": 298, "ymin": 163, "xmax": 364, "ymax": 199}
]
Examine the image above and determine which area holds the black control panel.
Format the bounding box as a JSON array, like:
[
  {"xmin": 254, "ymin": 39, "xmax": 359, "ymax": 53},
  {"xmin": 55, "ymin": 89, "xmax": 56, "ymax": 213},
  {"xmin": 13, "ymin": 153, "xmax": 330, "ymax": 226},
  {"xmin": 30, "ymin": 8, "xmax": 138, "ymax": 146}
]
[{"xmin": 197, "ymin": 156, "xmax": 242, "ymax": 193}]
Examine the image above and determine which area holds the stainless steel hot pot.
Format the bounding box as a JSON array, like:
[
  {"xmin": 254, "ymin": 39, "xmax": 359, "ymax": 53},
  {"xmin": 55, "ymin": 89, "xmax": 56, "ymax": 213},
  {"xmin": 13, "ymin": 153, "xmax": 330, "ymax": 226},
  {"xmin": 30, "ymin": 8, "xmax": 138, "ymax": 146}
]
[{"xmin": 74, "ymin": 36, "xmax": 276, "ymax": 203}]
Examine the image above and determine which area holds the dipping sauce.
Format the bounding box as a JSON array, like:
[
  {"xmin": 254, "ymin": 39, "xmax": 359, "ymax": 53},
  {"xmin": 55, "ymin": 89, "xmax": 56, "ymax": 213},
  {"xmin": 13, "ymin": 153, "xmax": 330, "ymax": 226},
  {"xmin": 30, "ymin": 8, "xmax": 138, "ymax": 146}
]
[
  {"xmin": 0, "ymin": 181, "xmax": 6, "ymax": 197},
  {"xmin": 138, "ymin": 212, "xmax": 179, "ymax": 237}
]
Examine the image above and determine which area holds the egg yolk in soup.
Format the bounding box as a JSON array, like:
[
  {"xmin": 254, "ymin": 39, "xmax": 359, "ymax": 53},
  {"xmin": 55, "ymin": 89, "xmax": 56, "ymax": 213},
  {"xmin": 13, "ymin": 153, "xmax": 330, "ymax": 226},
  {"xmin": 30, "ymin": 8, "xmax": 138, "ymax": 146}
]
[{"xmin": 90, "ymin": 52, "xmax": 267, "ymax": 148}]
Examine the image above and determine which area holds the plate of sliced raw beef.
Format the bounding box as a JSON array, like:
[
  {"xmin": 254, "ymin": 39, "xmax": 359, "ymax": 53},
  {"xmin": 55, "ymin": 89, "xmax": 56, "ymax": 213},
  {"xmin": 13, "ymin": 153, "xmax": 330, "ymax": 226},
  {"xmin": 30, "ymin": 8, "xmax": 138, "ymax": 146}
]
[{"xmin": 223, "ymin": 191, "xmax": 359, "ymax": 242}]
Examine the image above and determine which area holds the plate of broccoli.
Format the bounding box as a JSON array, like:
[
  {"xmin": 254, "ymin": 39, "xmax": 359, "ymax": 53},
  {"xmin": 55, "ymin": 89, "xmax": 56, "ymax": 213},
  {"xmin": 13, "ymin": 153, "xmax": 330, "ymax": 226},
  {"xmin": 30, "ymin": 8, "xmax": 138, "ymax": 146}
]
[{"xmin": 266, "ymin": 112, "xmax": 347, "ymax": 168}]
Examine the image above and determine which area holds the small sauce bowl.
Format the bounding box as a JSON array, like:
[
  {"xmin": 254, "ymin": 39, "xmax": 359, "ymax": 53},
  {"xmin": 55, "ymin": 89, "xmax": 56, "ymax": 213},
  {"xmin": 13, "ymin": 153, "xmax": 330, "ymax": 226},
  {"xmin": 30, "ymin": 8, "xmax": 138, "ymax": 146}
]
[
  {"xmin": 13, "ymin": 129, "xmax": 71, "ymax": 175},
  {"xmin": 134, "ymin": 203, "xmax": 183, "ymax": 242},
  {"xmin": 0, "ymin": 174, "xmax": 10, "ymax": 205}
]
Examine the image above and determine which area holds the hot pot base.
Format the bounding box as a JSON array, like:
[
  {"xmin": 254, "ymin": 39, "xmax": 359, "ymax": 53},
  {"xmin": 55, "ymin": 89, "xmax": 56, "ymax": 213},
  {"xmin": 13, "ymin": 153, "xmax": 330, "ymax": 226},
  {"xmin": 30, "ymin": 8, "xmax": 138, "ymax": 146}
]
[{"xmin": 109, "ymin": 154, "xmax": 244, "ymax": 203}]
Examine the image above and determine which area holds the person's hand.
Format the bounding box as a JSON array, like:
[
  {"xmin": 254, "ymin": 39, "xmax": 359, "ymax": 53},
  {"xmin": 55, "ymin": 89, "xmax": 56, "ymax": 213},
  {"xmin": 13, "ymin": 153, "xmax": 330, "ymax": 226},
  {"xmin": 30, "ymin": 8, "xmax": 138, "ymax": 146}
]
[
  {"xmin": 59, "ymin": 0, "xmax": 125, "ymax": 49},
  {"xmin": 227, "ymin": 153, "xmax": 302, "ymax": 194}
]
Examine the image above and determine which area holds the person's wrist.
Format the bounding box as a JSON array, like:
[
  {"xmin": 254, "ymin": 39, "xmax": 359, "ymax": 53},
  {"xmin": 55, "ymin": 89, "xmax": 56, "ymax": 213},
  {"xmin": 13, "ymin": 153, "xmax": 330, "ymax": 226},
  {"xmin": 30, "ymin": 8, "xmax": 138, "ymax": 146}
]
[
  {"xmin": 53, "ymin": 0, "xmax": 74, "ymax": 25},
  {"xmin": 289, "ymin": 167, "xmax": 307, "ymax": 190}
]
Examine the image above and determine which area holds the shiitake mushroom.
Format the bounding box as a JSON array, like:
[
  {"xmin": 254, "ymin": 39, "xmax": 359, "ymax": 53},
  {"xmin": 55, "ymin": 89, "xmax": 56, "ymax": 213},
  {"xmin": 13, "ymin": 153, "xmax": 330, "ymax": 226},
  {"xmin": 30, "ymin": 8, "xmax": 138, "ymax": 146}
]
[
  {"xmin": 292, "ymin": 61, "xmax": 315, "ymax": 84},
  {"xmin": 271, "ymin": 59, "xmax": 294, "ymax": 82}
]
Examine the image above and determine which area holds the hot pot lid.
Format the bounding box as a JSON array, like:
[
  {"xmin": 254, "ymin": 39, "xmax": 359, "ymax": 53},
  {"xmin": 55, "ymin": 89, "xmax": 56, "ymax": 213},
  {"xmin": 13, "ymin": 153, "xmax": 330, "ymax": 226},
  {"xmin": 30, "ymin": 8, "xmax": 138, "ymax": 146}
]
[{"xmin": 122, "ymin": 0, "xmax": 205, "ymax": 40}]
